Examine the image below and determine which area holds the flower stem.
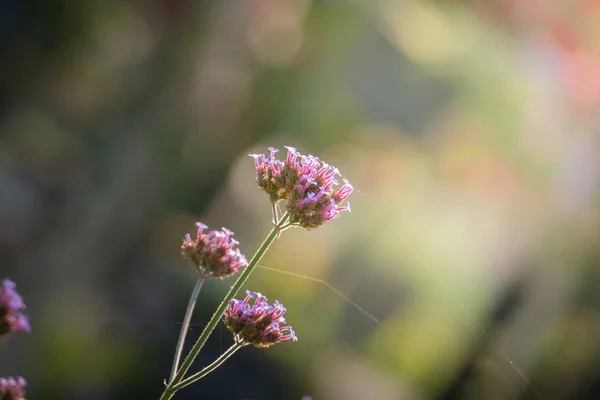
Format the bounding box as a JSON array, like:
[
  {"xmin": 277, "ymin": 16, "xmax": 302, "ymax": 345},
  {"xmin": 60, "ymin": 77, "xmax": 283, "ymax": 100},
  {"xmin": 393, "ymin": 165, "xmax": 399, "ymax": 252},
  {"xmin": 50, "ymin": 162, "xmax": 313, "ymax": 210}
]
[
  {"xmin": 271, "ymin": 202, "xmax": 279, "ymax": 224},
  {"xmin": 171, "ymin": 342, "xmax": 244, "ymax": 391},
  {"xmin": 169, "ymin": 274, "xmax": 207, "ymax": 382},
  {"xmin": 161, "ymin": 212, "xmax": 290, "ymax": 398}
]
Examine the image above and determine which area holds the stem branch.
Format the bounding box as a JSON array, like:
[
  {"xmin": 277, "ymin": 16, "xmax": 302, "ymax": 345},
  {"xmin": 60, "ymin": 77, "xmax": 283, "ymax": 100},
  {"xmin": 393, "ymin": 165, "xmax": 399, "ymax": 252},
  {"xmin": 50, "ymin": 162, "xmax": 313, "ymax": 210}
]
[
  {"xmin": 171, "ymin": 342, "xmax": 244, "ymax": 391},
  {"xmin": 161, "ymin": 212, "xmax": 290, "ymax": 399}
]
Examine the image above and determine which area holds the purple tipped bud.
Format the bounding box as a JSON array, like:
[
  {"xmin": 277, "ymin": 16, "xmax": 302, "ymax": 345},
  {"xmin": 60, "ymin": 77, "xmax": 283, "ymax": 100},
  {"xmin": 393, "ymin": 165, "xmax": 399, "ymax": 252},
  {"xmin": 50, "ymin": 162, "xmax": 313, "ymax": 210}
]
[
  {"xmin": 244, "ymin": 290, "xmax": 256, "ymax": 302},
  {"xmin": 284, "ymin": 146, "xmax": 298, "ymax": 165}
]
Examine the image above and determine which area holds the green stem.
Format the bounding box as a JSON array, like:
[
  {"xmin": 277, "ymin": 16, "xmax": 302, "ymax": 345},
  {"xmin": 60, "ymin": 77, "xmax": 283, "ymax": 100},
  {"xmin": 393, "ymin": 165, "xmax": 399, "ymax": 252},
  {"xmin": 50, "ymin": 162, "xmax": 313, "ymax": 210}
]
[
  {"xmin": 271, "ymin": 202, "xmax": 279, "ymax": 224},
  {"xmin": 161, "ymin": 212, "xmax": 290, "ymax": 398},
  {"xmin": 169, "ymin": 274, "xmax": 207, "ymax": 381},
  {"xmin": 171, "ymin": 342, "xmax": 244, "ymax": 391}
]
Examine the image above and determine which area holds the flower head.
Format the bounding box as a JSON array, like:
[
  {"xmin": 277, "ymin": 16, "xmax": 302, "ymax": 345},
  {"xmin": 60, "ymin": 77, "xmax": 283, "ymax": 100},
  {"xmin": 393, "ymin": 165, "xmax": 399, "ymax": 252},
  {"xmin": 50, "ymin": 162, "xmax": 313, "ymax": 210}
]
[
  {"xmin": 224, "ymin": 290, "xmax": 297, "ymax": 348},
  {"xmin": 0, "ymin": 376, "xmax": 27, "ymax": 400},
  {"xmin": 250, "ymin": 146, "xmax": 353, "ymax": 229},
  {"xmin": 181, "ymin": 223, "xmax": 248, "ymax": 279},
  {"xmin": 0, "ymin": 279, "xmax": 30, "ymax": 336}
]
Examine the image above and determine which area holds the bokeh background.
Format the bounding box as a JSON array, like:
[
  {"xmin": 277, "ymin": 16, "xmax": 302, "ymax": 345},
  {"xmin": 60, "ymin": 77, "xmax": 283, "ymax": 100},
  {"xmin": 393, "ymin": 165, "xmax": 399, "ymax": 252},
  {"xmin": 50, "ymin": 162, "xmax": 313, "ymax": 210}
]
[{"xmin": 1, "ymin": 0, "xmax": 600, "ymax": 399}]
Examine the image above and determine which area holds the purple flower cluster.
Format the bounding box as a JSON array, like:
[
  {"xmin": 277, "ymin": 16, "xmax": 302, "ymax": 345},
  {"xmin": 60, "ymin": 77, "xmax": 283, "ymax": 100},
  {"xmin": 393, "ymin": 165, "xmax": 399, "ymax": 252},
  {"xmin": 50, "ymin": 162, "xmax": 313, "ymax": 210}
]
[
  {"xmin": 0, "ymin": 376, "xmax": 26, "ymax": 400},
  {"xmin": 0, "ymin": 280, "xmax": 30, "ymax": 336},
  {"xmin": 224, "ymin": 290, "xmax": 297, "ymax": 348},
  {"xmin": 181, "ymin": 223, "xmax": 248, "ymax": 279},
  {"xmin": 250, "ymin": 146, "xmax": 353, "ymax": 229}
]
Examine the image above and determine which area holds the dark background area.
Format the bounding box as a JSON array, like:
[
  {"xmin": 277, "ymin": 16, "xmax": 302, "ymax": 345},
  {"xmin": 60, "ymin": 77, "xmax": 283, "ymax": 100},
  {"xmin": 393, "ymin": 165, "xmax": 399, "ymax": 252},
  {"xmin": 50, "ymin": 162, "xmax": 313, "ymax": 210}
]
[{"xmin": 1, "ymin": 0, "xmax": 600, "ymax": 399}]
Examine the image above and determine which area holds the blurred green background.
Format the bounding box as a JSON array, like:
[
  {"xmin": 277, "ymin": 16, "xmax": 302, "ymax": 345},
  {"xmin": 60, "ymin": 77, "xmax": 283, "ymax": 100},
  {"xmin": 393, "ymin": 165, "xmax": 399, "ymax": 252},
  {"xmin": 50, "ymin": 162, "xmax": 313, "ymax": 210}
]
[{"xmin": 1, "ymin": 0, "xmax": 600, "ymax": 399}]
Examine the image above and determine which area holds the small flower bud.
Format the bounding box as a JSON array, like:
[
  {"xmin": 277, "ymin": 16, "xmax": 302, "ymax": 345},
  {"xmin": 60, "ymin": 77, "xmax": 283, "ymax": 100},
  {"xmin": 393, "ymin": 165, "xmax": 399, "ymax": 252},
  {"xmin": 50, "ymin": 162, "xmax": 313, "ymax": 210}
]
[
  {"xmin": 224, "ymin": 290, "xmax": 297, "ymax": 348},
  {"xmin": 181, "ymin": 223, "xmax": 248, "ymax": 279},
  {"xmin": 0, "ymin": 280, "xmax": 30, "ymax": 336}
]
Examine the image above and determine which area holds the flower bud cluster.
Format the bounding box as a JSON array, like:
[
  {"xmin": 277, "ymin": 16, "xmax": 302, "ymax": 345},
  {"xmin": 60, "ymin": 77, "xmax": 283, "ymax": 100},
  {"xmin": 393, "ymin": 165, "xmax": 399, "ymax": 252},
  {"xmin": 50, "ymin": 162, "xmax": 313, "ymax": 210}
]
[
  {"xmin": 0, "ymin": 376, "xmax": 27, "ymax": 400},
  {"xmin": 181, "ymin": 223, "xmax": 248, "ymax": 279},
  {"xmin": 250, "ymin": 146, "xmax": 353, "ymax": 229},
  {"xmin": 224, "ymin": 290, "xmax": 297, "ymax": 348},
  {"xmin": 0, "ymin": 280, "xmax": 30, "ymax": 336}
]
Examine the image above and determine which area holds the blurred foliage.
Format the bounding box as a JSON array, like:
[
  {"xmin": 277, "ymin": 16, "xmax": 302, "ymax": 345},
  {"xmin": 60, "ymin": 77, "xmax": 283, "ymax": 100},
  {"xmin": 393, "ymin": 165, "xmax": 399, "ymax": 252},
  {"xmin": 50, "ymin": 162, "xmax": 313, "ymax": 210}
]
[{"xmin": 1, "ymin": 0, "xmax": 600, "ymax": 399}]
